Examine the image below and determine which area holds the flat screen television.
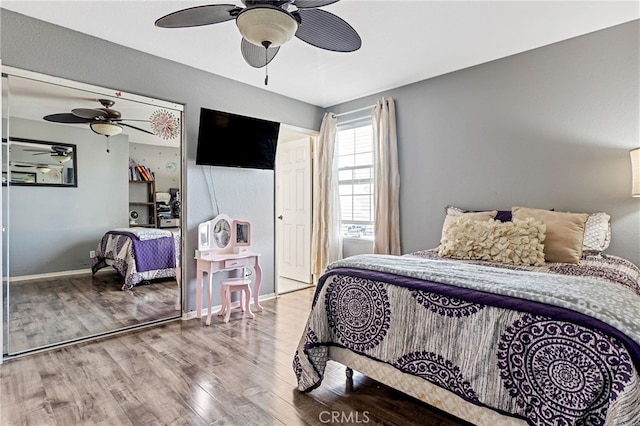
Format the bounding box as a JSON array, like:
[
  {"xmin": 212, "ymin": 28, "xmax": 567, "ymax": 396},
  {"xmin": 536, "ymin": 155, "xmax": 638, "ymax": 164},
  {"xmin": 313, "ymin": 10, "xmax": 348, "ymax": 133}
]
[{"xmin": 196, "ymin": 107, "xmax": 280, "ymax": 170}]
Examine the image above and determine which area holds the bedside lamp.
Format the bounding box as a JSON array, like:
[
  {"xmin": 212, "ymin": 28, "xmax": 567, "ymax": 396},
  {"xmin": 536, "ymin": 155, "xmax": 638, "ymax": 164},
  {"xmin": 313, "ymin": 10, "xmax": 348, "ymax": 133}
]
[{"xmin": 631, "ymin": 148, "xmax": 640, "ymax": 197}]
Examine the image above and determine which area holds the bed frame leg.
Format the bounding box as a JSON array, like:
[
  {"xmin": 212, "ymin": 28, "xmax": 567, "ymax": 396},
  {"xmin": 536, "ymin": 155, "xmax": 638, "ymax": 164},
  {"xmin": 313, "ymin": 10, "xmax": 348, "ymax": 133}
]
[{"xmin": 345, "ymin": 367, "xmax": 353, "ymax": 379}]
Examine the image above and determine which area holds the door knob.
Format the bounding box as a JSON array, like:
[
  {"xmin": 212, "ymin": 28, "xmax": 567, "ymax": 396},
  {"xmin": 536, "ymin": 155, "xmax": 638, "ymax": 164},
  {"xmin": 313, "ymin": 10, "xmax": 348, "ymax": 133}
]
[{"xmin": 277, "ymin": 215, "xmax": 283, "ymax": 220}]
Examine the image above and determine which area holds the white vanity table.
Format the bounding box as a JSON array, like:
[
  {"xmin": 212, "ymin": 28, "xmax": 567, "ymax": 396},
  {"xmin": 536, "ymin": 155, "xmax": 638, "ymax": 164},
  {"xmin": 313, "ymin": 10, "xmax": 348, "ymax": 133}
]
[
  {"xmin": 195, "ymin": 214, "xmax": 262, "ymax": 323},
  {"xmin": 195, "ymin": 251, "xmax": 263, "ymax": 322}
]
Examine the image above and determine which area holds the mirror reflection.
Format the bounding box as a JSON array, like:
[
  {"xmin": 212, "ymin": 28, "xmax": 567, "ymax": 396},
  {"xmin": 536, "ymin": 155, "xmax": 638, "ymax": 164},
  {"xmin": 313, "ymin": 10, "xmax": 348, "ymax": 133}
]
[
  {"xmin": 214, "ymin": 219, "xmax": 231, "ymax": 248},
  {"xmin": 236, "ymin": 223, "xmax": 250, "ymax": 245},
  {"xmin": 2, "ymin": 68, "xmax": 183, "ymax": 357},
  {"xmin": 2, "ymin": 138, "xmax": 77, "ymax": 186}
]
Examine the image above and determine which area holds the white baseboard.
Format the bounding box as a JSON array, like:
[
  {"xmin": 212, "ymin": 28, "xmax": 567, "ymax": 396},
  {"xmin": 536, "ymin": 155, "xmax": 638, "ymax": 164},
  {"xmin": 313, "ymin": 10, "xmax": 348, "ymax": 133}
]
[{"xmin": 4, "ymin": 268, "xmax": 112, "ymax": 283}]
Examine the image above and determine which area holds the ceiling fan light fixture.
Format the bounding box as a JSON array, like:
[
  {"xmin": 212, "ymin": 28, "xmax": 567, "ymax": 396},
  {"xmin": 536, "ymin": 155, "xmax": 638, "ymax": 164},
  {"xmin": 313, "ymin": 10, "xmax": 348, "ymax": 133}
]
[
  {"xmin": 236, "ymin": 6, "xmax": 297, "ymax": 48},
  {"xmin": 51, "ymin": 153, "xmax": 71, "ymax": 163},
  {"xmin": 90, "ymin": 121, "xmax": 123, "ymax": 137}
]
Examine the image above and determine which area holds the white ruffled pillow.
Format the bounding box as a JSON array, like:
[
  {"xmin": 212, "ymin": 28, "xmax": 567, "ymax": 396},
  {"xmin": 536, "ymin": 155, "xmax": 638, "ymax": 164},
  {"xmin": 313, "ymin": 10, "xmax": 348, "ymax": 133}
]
[
  {"xmin": 441, "ymin": 209, "xmax": 497, "ymax": 241},
  {"xmin": 439, "ymin": 217, "xmax": 546, "ymax": 266}
]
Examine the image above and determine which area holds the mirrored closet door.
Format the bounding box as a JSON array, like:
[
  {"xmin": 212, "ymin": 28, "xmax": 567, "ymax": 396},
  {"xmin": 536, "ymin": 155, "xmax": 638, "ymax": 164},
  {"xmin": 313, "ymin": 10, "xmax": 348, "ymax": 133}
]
[{"xmin": 1, "ymin": 67, "xmax": 184, "ymax": 357}]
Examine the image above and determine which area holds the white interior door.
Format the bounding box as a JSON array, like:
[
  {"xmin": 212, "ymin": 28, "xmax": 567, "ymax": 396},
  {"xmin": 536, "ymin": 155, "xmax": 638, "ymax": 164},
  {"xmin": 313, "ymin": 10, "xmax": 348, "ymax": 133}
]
[{"xmin": 276, "ymin": 137, "xmax": 312, "ymax": 284}]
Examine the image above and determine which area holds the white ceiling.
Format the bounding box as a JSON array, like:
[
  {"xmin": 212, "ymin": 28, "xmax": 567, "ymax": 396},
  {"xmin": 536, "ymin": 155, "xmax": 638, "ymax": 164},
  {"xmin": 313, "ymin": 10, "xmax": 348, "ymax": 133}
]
[{"xmin": 2, "ymin": 1, "xmax": 639, "ymax": 108}]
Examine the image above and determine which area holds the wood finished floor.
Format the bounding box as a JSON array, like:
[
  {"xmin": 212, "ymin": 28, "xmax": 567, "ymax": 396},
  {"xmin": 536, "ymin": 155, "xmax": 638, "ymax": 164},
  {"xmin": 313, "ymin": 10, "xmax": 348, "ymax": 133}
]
[
  {"xmin": 3, "ymin": 271, "xmax": 180, "ymax": 354},
  {"xmin": 0, "ymin": 288, "xmax": 469, "ymax": 426}
]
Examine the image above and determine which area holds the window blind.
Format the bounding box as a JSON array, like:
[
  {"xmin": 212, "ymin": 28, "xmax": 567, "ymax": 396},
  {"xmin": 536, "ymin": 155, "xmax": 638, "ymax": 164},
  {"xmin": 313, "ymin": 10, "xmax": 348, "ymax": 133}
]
[{"xmin": 337, "ymin": 120, "xmax": 374, "ymax": 238}]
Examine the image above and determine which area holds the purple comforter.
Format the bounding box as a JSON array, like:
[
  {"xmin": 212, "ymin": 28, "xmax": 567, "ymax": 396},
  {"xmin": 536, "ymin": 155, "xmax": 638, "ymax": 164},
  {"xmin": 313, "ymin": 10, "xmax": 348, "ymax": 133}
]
[
  {"xmin": 91, "ymin": 229, "xmax": 180, "ymax": 289},
  {"xmin": 107, "ymin": 230, "xmax": 175, "ymax": 272}
]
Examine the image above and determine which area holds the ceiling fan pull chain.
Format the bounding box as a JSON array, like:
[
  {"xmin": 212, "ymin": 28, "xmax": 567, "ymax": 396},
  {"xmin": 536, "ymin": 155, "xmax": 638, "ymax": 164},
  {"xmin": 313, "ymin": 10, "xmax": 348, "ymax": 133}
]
[
  {"xmin": 262, "ymin": 41, "xmax": 271, "ymax": 86},
  {"xmin": 106, "ymin": 138, "xmax": 110, "ymax": 153}
]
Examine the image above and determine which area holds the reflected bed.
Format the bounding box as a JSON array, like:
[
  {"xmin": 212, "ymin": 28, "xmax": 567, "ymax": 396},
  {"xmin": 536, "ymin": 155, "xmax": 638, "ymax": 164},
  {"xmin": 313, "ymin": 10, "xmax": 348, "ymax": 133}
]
[{"xmin": 91, "ymin": 227, "xmax": 181, "ymax": 290}]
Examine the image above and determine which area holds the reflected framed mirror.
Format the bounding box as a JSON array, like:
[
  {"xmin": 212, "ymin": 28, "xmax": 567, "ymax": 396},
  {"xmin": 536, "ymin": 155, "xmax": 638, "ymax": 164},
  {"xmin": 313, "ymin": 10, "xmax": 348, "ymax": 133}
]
[
  {"xmin": 2, "ymin": 66, "xmax": 184, "ymax": 358},
  {"xmin": 2, "ymin": 138, "xmax": 77, "ymax": 186}
]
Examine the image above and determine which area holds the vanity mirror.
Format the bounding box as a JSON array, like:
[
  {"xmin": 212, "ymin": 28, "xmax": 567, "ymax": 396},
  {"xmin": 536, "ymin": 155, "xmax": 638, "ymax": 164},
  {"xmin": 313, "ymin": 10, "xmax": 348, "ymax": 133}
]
[
  {"xmin": 234, "ymin": 221, "xmax": 251, "ymax": 246},
  {"xmin": 214, "ymin": 217, "xmax": 232, "ymax": 249},
  {"xmin": 198, "ymin": 214, "xmax": 252, "ymax": 256},
  {"xmin": 199, "ymin": 214, "xmax": 233, "ymax": 253},
  {"xmin": 2, "ymin": 66, "xmax": 184, "ymax": 358}
]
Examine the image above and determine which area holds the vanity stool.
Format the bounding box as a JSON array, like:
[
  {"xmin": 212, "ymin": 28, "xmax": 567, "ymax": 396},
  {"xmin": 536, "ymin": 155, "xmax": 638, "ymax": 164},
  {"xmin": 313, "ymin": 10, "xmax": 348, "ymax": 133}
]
[{"xmin": 211, "ymin": 277, "xmax": 254, "ymax": 324}]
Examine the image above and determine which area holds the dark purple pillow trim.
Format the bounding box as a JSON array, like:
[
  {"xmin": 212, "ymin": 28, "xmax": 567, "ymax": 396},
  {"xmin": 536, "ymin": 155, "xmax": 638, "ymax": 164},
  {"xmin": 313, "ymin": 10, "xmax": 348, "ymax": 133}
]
[{"xmin": 467, "ymin": 209, "xmax": 512, "ymax": 222}]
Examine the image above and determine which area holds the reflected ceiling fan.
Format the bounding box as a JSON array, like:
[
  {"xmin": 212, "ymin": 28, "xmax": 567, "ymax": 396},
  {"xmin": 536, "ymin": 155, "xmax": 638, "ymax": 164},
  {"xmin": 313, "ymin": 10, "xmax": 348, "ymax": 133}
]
[
  {"xmin": 155, "ymin": 0, "xmax": 361, "ymax": 84},
  {"xmin": 23, "ymin": 145, "xmax": 73, "ymax": 163},
  {"xmin": 43, "ymin": 99, "xmax": 154, "ymax": 138}
]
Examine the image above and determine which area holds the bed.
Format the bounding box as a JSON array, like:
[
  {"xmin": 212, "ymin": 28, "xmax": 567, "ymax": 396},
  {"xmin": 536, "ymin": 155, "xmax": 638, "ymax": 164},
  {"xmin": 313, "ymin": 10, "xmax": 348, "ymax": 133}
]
[
  {"xmin": 91, "ymin": 227, "xmax": 181, "ymax": 291},
  {"xmin": 294, "ymin": 207, "xmax": 640, "ymax": 425}
]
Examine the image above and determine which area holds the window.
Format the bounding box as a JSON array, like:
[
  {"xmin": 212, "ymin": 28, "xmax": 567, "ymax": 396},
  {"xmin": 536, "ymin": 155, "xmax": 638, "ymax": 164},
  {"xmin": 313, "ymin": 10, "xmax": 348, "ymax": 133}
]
[{"xmin": 337, "ymin": 121, "xmax": 374, "ymax": 238}]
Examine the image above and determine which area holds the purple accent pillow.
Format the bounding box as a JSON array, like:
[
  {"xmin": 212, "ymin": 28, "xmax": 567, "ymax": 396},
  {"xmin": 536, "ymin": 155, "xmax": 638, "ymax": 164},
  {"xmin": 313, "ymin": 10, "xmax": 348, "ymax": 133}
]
[{"xmin": 495, "ymin": 211, "xmax": 512, "ymax": 222}]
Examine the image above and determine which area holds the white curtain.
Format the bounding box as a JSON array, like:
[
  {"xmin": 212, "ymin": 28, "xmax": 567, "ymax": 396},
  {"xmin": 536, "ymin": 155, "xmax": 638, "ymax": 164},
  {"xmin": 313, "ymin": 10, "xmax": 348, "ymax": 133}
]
[
  {"xmin": 311, "ymin": 112, "xmax": 342, "ymax": 278},
  {"xmin": 372, "ymin": 97, "xmax": 401, "ymax": 255}
]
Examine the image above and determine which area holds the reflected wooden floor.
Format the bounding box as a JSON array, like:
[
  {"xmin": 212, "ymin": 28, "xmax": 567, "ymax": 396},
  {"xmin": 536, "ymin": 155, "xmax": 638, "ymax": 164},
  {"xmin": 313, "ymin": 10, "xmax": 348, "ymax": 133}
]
[
  {"xmin": 3, "ymin": 271, "xmax": 180, "ymax": 354},
  {"xmin": 0, "ymin": 288, "xmax": 469, "ymax": 426}
]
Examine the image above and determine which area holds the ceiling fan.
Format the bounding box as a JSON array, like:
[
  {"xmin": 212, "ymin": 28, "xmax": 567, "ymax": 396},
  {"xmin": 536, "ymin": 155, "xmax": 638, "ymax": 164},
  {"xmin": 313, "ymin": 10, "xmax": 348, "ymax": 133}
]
[
  {"xmin": 23, "ymin": 145, "xmax": 73, "ymax": 163},
  {"xmin": 43, "ymin": 99, "xmax": 154, "ymax": 137},
  {"xmin": 155, "ymin": 0, "xmax": 361, "ymax": 84}
]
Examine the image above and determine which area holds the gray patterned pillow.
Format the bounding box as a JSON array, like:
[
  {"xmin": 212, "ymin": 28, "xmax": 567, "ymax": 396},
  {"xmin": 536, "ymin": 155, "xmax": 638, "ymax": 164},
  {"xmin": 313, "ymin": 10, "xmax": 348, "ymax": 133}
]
[{"xmin": 582, "ymin": 212, "xmax": 611, "ymax": 255}]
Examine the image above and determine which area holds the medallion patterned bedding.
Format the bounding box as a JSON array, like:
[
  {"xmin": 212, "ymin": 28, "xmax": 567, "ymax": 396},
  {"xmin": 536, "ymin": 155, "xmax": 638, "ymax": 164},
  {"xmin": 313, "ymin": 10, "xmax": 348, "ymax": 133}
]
[
  {"xmin": 294, "ymin": 250, "xmax": 640, "ymax": 425},
  {"xmin": 91, "ymin": 228, "xmax": 181, "ymax": 290}
]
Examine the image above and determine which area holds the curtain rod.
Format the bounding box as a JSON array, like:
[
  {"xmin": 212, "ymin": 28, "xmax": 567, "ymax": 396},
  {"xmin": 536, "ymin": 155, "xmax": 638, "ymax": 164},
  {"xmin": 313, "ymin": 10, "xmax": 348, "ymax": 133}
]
[{"xmin": 333, "ymin": 104, "xmax": 376, "ymax": 118}]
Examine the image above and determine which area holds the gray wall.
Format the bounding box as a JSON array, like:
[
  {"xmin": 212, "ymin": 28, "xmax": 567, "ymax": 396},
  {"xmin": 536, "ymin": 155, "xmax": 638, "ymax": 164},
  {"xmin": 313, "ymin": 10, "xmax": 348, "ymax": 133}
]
[
  {"xmin": 330, "ymin": 20, "xmax": 640, "ymax": 262},
  {"xmin": 5, "ymin": 117, "xmax": 128, "ymax": 276},
  {"xmin": 1, "ymin": 9, "xmax": 324, "ymax": 311},
  {"xmin": 129, "ymin": 142, "xmax": 181, "ymax": 193}
]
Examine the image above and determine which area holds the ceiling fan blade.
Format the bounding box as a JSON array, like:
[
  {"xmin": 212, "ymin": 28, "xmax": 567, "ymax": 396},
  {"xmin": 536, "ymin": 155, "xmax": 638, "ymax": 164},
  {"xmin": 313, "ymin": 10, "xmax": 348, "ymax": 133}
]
[
  {"xmin": 97, "ymin": 107, "xmax": 121, "ymax": 119},
  {"xmin": 121, "ymin": 122, "xmax": 155, "ymax": 135},
  {"xmin": 241, "ymin": 38, "xmax": 280, "ymax": 68},
  {"xmin": 72, "ymin": 108, "xmax": 107, "ymax": 120},
  {"xmin": 43, "ymin": 113, "xmax": 92, "ymax": 124},
  {"xmin": 155, "ymin": 4, "xmax": 240, "ymax": 28},
  {"xmin": 293, "ymin": 0, "xmax": 340, "ymax": 9},
  {"xmin": 294, "ymin": 8, "xmax": 361, "ymax": 52}
]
